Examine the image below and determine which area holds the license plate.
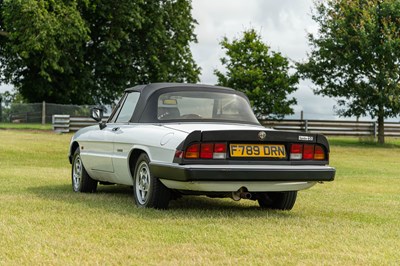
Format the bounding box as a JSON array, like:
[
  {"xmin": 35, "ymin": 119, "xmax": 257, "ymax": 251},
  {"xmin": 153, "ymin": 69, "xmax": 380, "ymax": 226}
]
[{"xmin": 230, "ymin": 144, "xmax": 286, "ymax": 158}]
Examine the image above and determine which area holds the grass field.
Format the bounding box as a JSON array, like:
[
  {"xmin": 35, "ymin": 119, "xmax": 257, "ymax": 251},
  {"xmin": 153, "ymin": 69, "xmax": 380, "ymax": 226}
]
[
  {"xmin": 0, "ymin": 123, "xmax": 52, "ymax": 130},
  {"xmin": 0, "ymin": 130, "xmax": 399, "ymax": 265}
]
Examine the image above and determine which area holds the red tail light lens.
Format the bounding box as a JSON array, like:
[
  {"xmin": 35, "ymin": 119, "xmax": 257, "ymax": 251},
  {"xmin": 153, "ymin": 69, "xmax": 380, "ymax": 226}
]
[
  {"xmin": 213, "ymin": 143, "xmax": 227, "ymax": 159},
  {"xmin": 175, "ymin": 150, "xmax": 183, "ymax": 159},
  {"xmin": 214, "ymin": 143, "xmax": 226, "ymax": 153},
  {"xmin": 303, "ymin": 144, "xmax": 314, "ymax": 160},
  {"xmin": 200, "ymin": 143, "xmax": 213, "ymax": 159},
  {"xmin": 290, "ymin": 144, "xmax": 303, "ymax": 160},
  {"xmin": 185, "ymin": 144, "xmax": 200, "ymax": 159}
]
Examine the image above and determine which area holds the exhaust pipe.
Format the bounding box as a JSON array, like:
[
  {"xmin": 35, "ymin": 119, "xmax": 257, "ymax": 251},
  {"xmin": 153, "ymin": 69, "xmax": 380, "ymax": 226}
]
[
  {"xmin": 240, "ymin": 192, "xmax": 252, "ymax": 199},
  {"xmin": 231, "ymin": 191, "xmax": 241, "ymax": 201},
  {"xmin": 231, "ymin": 189, "xmax": 252, "ymax": 201}
]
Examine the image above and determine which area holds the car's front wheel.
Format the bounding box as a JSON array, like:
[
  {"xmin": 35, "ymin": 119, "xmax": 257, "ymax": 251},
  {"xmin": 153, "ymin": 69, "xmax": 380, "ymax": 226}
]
[
  {"xmin": 71, "ymin": 148, "xmax": 98, "ymax": 193},
  {"xmin": 257, "ymin": 191, "xmax": 297, "ymax": 210},
  {"xmin": 133, "ymin": 153, "xmax": 171, "ymax": 209}
]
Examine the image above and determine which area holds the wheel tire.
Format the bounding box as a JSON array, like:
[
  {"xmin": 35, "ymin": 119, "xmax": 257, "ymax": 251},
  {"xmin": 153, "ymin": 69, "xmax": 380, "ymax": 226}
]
[
  {"xmin": 258, "ymin": 191, "xmax": 297, "ymax": 210},
  {"xmin": 71, "ymin": 148, "xmax": 98, "ymax": 193},
  {"xmin": 133, "ymin": 153, "xmax": 171, "ymax": 209}
]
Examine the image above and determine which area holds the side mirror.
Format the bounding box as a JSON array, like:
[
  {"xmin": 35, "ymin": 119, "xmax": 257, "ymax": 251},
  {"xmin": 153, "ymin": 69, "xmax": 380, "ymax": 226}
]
[
  {"xmin": 90, "ymin": 107, "xmax": 106, "ymax": 129},
  {"xmin": 90, "ymin": 107, "xmax": 103, "ymax": 122}
]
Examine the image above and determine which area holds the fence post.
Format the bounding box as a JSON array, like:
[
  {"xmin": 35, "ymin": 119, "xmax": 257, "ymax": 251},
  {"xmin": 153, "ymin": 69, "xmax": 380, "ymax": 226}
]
[
  {"xmin": 373, "ymin": 121, "xmax": 377, "ymax": 139},
  {"xmin": 305, "ymin": 120, "xmax": 309, "ymax": 133},
  {"xmin": 42, "ymin": 101, "xmax": 46, "ymax": 124}
]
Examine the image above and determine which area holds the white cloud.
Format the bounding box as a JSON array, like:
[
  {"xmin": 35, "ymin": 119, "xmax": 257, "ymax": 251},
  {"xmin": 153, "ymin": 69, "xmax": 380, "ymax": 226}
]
[{"xmin": 191, "ymin": 0, "xmax": 339, "ymax": 119}]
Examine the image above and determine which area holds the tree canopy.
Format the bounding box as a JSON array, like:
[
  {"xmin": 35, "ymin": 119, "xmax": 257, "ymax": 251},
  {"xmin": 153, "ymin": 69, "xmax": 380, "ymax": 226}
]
[
  {"xmin": 215, "ymin": 29, "xmax": 298, "ymax": 119},
  {"xmin": 298, "ymin": 0, "xmax": 400, "ymax": 144},
  {"xmin": 0, "ymin": 0, "xmax": 200, "ymax": 105}
]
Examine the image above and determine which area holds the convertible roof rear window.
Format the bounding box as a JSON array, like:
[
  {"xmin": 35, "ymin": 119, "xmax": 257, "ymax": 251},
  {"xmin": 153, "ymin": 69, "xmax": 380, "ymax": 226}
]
[{"xmin": 157, "ymin": 91, "xmax": 259, "ymax": 124}]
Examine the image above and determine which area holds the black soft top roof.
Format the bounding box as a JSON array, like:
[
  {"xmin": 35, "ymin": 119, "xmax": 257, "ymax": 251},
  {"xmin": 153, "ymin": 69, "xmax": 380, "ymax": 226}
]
[
  {"xmin": 125, "ymin": 82, "xmax": 235, "ymax": 102},
  {"xmin": 113, "ymin": 82, "xmax": 251, "ymax": 123},
  {"xmin": 125, "ymin": 82, "xmax": 235, "ymax": 92}
]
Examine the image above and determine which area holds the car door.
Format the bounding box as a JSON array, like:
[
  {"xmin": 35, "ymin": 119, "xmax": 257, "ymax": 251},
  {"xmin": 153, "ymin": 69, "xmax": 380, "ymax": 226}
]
[
  {"xmin": 108, "ymin": 92, "xmax": 141, "ymax": 184},
  {"xmin": 84, "ymin": 125, "xmax": 116, "ymax": 173},
  {"xmin": 82, "ymin": 92, "xmax": 132, "ymax": 176}
]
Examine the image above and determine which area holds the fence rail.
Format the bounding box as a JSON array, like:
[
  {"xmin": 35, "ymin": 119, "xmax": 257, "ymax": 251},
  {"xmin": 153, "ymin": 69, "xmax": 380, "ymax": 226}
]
[
  {"xmin": 52, "ymin": 115, "xmax": 400, "ymax": 137},
  {"xmin": 259, "ymin": 119, "xmax": 380, "ymax": 136},
  {"xmin": 52, "ymin": 115, "xmax": 108, "ymax": 133}
]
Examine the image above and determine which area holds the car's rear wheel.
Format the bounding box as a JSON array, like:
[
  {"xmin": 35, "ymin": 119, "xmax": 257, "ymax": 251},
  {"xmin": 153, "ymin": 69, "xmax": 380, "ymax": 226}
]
[
  {"xmin": 257, "ymin": 191, "xmax": 297, "ymax": 210},
  {"xmin": 71, "ymin": 148, "xmax": 97, "ymax": 193},
  {"xmin": 133, "ymin": 153, "xmax": 171, "ymax": 209}
]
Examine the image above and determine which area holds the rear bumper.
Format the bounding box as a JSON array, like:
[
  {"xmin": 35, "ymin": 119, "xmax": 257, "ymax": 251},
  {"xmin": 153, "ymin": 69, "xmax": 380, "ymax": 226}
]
[
  {"xmin": 159, "ymin": 180, "xmax": 318, "ymax": 192},
  {"xmin": 150, "ymin": 163, "xmax": 336, "ymax": 182}
]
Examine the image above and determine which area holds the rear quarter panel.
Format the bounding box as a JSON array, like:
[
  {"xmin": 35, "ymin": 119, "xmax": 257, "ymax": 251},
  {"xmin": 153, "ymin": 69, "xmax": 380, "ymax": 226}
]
[{"xmin": 111, "ymin": 124, "xmax": 188, "ymax": 185}]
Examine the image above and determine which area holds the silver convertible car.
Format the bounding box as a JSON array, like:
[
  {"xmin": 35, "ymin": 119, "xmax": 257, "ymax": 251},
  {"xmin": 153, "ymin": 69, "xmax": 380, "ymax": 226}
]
[{"xmin": 69, "ymin": 83, "xmax": 335, "ymax": 210}]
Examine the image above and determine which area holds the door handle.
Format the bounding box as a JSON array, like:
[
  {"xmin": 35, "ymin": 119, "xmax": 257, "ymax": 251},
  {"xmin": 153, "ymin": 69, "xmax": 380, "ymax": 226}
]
[{"xmin": 112, "ymin": 127, "xmax": 120, "ymax": 132}]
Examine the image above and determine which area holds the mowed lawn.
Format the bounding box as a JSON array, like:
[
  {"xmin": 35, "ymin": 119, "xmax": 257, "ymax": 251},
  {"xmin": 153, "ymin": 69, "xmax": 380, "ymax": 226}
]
[{"xmin": 0, "ymin": 130, "xmax": 399, "ymax": 265}]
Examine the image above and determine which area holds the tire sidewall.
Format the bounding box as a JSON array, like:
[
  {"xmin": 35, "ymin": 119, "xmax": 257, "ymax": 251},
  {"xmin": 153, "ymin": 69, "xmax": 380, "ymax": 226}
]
[
  {"xmin": 71, "ymin": 149, "xmax": 83, "ymax": 192},
  {"xmin": 71, "ymin": 147, "xmax": 97, "ymax": 193},
  {"xmin": 258, "ymin": 191, "xmax": 297, "ymax": 210},
  {"xmin": 133, "ymin": 153, "xmax": 153, "ymax": 208}
]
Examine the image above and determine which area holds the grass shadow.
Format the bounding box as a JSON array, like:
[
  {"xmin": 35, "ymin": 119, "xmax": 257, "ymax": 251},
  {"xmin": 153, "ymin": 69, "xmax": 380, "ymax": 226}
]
[{"xmin": 28, "ymin": 183, "xmax": 295, "ymax": 220}]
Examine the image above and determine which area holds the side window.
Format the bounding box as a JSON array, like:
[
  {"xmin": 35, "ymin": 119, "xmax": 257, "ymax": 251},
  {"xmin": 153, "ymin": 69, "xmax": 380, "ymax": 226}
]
[
  {"xmin": 108, "ymin": 94, "xmax": 127, "ymax": 123},
  {"xmin": 115, "ymin": 92, "xmax": 140, "ymax": 123}
]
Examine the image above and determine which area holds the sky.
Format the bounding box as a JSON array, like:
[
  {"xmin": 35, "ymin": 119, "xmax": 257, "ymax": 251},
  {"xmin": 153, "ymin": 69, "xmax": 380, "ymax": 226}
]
[
  {"xmin": 190, "ymin": 0, "xmax": 339, "ymax": 120},
  {"xmin": 0, "ymin": 0, "xmax": 350, "ymax": 120}
]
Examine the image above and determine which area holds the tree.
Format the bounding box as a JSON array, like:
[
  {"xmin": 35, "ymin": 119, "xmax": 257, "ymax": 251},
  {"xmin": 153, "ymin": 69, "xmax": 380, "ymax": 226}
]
[
  {"xmin": 0, "ymin": 0, "xmax": 90, "ymax": 104},
  {"xmin": 0, "ymin": 90, "xmax": 28, "ymax": 122},
  {"xmin": 78, "ymin": 0, "xmax": 146, "ymax": 104},
  {"xmin": 79, "ymin": 0, "xmax": 200, "ymax": 104},
  {"xmin": 0, "ymin": 0, "xmax": 200, "ymax": 105},
  {"xmin": 133, "ymin": 0, "xmax": 201, "ymax": 84},
  {"xmin": 214, "ymin": 29, "xmax": 298, "ymax": 119},
  {"xmin": 298, "ymin": 0, "xmax": 400, "ymax": 144}
]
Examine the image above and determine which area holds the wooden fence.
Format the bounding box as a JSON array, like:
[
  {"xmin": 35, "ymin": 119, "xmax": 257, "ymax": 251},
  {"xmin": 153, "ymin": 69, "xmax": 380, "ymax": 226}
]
[{"xmin": 52, "ymin": 115, "xmax": 400, "ymax": 137}]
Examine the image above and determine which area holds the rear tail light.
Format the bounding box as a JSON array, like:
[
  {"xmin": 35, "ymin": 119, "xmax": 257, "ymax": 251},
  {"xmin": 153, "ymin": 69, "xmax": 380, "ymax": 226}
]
[
  {"xmin": 200, "ymin": 143, "xmax": 213, "ymax": 159},
  {"xmin": 213, "ymin": 143, "xmax": 227, "ymax": 159},
  {"xmin": 290, "ymin": 144, "xmax": 303, "ymax": 160},
  {"xmin": 183, "ymin": 143, "xmax": 227, "ymax": 159},
  {"xmin": 303, "ymin": 144, "xmax": 314, "ymax": 160},
  {"xmin": 174, "ymin": 150, "xmax": 183, "ymax": 159},
  {"xmin": 290, "ymin": 144, "xmax": 326, "ymax": 161},
  {"xmin": 314, "ymin": 145, "xmax": 325, "ymax": 160},
  {"xmin": 180, "ymin": 142, "xmax": 325, "ymax": 161},
  {"xmin": 185, "ymin": 144, "xmax": 200, "ymax": 159}
]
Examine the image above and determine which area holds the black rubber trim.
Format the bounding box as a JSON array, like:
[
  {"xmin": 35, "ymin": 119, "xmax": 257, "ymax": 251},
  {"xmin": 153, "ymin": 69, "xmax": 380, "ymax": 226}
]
[{"xmin": 150, "ymin": 163, "xmax": 336, "ymax": 182}]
